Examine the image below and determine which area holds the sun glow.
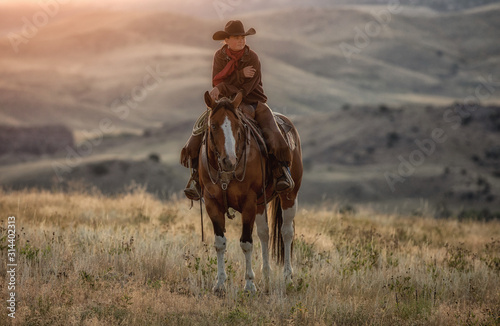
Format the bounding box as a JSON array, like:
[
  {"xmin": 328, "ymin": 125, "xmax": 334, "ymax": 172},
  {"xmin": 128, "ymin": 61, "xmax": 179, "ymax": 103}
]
[{"xmin": 0, "ymin": 0, "xmax": 190, "ymax": 10}]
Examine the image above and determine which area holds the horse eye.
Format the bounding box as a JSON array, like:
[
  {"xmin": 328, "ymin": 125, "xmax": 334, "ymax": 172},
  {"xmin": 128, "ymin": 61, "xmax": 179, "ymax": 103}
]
[{"xmin": 211, "ymin": 124, "xmax": 217, "ymax": 131}]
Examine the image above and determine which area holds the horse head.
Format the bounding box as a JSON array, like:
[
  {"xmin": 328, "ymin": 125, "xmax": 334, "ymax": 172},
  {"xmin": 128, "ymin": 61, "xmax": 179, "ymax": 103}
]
[{"xmin": 204, "ymin": 91, "xmax": 244, "ymax": 172}]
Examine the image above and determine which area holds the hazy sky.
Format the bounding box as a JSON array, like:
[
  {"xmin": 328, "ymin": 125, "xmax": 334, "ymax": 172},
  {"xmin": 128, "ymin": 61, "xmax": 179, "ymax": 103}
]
[{"xmin": 1, "ymin": 0, "xmax": 300, "ymax": 19}]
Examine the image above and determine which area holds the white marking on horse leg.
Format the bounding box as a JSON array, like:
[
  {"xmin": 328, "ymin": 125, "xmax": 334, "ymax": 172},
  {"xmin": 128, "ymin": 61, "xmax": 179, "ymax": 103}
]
[
  {"xmin": 240, "ymin": 241, "xmax": 257, "ymax": 293},
  {"xmin": 213, "ymin": 235, "xmax": 227, "ymax": 293},
  {"xmin": 282, "ymin": 202, "xmax": 297, "ymax": 284},
  {"xmin": 221, "ymin": 116, "xmax": 237, "ymax": 166},
  {"xmin": 255, "ymin": 212, "xmax": 270, "ymax": 291}
]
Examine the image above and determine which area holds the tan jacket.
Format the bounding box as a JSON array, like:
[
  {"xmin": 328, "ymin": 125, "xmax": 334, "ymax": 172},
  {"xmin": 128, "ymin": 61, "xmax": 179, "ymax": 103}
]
[{"xmin": 212, "ymin": 45, "xmax": 267, "ymax": 104}]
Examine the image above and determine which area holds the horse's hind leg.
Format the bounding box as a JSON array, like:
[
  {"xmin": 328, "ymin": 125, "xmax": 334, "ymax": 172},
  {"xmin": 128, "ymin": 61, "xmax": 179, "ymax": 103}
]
[
  {"xmin": 255, "ymin": 210, "xmax": 270, "ymax": 292},
  {"xmin": 240, "ymin": 241, "xmax": 256, "ymax": 293},
  {"xmin": 281, "ymin": 196, "xmax": 297, "ymax": 285}
]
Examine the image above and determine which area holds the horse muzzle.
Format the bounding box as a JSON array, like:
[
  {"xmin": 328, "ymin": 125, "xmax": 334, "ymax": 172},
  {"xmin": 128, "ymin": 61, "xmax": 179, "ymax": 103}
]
[{"xmin": 220, "ymin": 156, "xmax": 236, "ymax": 172}]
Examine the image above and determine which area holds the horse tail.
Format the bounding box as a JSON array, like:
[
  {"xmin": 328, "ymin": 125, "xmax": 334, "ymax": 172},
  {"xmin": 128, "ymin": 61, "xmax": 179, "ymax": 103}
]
[{"xmin": 270, "ymin": 196, "xmax": 285, "ymax": 265}]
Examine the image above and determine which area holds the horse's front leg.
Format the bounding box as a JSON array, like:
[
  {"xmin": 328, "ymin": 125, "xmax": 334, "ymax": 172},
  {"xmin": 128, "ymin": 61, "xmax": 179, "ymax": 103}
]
[
  {"xmin": 206, "ymin": 201, "xmax": 227, "ymax": 294},
  {"xmin": 214, "ymin": 234, "xmax": 227, "ymax": 294},
  {"xmin": 241, "ymin": 205, "xmax": 257, "ymax": 293}
]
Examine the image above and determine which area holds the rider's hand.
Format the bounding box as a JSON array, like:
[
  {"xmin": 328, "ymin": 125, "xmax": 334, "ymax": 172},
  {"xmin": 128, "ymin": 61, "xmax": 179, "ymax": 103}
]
[
  {"xmin": 242, "ymin": 66, "xmax": 256, "ymax": 78},
  {"xmin": 209, "ymin": 87, "xmax": 220, "ymax": 101}
]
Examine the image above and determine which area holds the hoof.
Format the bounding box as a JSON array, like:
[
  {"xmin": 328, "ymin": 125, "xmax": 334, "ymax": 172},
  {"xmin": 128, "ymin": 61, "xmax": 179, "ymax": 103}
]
[
  {"xmin": 244, "ymin": 282, "xmax": 257, "ymax": 294},
  {"xmin": 262, "ymin": 278, "xmax": 270, "ymax": 294},
  {"xmin": 262, "ymin": 267, "xmax": 271, "ymax": 293},
  {"xmin": 213, "ymin": 284, "xmax": 226, "ymax": 297},
  {"xmin": 284, "ymin": 271, "xmax": 293, "ymax": 286},
  {"xmin": 262, "ymin": 283, "xmax": 270, "ymax": 294}
]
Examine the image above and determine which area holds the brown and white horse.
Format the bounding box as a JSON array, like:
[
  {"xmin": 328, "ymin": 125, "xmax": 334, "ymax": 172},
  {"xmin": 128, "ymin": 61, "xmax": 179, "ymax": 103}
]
[{"xmin": 199, "ymin": 91, "xmax": 302, "ymax": 293}]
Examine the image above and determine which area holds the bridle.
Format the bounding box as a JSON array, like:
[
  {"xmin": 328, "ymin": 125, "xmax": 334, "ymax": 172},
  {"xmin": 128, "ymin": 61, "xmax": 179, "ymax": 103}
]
[
  {"xmin": 208, "ymin": 117, "xmax": 246, "ymax": 180},
  {"xmin": 202, "ymin": 106, "xmax": 251, "ymax": 219}
]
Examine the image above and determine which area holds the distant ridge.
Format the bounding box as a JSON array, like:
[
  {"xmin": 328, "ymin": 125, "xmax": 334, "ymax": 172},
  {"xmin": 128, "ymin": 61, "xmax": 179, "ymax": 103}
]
[
  {"xmin": 1, "ymin": 1, "xmax": 500, "ymax": 211},
  {"xmin": 1, "ymin": 3, "xmax": 499, "ymax": 131}
]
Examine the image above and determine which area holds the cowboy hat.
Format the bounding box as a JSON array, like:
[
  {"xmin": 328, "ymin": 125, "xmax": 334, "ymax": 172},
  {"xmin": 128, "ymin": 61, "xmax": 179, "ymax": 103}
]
[{"xmin": 212, "ymin": 20, "xmax": 256, "ymax": 40}]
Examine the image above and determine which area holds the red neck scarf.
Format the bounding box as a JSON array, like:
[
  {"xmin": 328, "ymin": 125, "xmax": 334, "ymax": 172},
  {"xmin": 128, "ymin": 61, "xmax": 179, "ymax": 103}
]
[{"xmin": 213, "ymin": 46, "xmax": 245, "ymax": 86}]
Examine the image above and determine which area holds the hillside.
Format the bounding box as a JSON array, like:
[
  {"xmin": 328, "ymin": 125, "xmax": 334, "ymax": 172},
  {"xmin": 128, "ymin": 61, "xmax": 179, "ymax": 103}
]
[
  {"xmin": 1, "ymin": 3, "xmax": 500, "ymax": 212},
  {"xmin": 297, "ymin": 105, "xmax": 500, "ymax": 211},
  {"xmin": 1, "ymin": 4, "xmax": 500, "ymax": 130},
  {"xmin": 1, "ymin": 105, "xmax": 499, "ymax": 215}
]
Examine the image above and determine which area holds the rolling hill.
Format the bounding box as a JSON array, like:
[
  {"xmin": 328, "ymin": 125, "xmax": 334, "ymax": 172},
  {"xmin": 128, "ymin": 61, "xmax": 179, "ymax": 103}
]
[
  {"xmin": 1, "ymin": 2, "xmax": 499, "ymax": 212},
  {"xmin": 1, "ymin": 3, "xmax": 500, "ymax": 130}
]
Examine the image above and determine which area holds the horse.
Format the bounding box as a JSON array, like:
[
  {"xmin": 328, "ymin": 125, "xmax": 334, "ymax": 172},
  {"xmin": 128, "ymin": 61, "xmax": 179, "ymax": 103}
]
[{"xmin": 198, "ymin": 91, "xmax": 303, "ymax": 293}]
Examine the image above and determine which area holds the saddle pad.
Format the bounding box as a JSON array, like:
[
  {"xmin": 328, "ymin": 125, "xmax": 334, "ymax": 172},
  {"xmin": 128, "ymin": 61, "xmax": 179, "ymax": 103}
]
[
  {"xmin": 240, "ymin": 113, "xmax": 268, "ymax": 157},
  {"xmin": 273, "ymin": 113, "xmax": 296, "ymax": 152},
  {"xmin": 239, "ymin": 111, "xmax": 296, "ymax": 157}
]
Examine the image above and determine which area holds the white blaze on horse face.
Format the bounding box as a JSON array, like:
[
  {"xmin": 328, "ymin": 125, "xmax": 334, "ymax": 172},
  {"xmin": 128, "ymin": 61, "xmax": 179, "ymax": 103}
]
[{"xmin": 221, "ymin": 116, "xmax": 237, "ymax": 166}]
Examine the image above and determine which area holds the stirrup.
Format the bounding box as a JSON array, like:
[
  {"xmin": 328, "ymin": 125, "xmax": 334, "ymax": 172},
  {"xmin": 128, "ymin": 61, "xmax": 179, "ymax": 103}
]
[
  {"xmin": 276, "ymin": 166, "xmax": 294, "ymax": 193},
  {"xmin": 184, "ymin": 175, "xmax": 201, "ymax": 201}
]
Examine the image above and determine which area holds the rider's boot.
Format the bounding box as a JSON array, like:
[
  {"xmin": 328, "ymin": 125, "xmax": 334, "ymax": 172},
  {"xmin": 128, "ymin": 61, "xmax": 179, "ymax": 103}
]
[
  {"xmin": 274, "ymin": 164, "xmax": 295, "ymax": 193},
  {"xmin": 180, "ymin": 120, "xmax": 205, "ymax": 201}
]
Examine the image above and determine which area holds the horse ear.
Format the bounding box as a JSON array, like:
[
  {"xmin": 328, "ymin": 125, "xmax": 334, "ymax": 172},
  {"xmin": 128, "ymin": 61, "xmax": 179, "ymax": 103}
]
[
  {"xmin": 204, "ymin": 91, "xmax": 214, "ymax": 109},
  {"xmin": 232, "ymin": 92, "xmax": 243, "ymax": 109}
]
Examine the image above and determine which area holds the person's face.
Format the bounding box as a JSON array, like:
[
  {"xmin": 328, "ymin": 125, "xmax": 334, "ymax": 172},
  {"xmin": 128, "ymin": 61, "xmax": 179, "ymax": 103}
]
[{"xmin": 225, "ymin": 35, "xmax": 246, "ymax": 51}]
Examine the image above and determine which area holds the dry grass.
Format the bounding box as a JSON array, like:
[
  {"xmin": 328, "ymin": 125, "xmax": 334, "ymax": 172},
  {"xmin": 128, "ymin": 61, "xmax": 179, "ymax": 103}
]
[{"xmin": 1, "ymin": 187, "xmax": 499, "ymax": 325}]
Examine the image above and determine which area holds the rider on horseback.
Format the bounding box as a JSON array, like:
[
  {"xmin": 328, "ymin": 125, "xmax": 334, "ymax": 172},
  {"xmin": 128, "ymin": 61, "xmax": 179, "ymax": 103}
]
[{"xmin": 181, "ymin": 20, "xmax": 293, "ymax": 201}]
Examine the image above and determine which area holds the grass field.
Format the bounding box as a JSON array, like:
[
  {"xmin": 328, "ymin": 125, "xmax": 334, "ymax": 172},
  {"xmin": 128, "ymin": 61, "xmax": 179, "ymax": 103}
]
[{"xmin": 1, "ymin": 186, "xmax": 499, "ymax": 325}]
